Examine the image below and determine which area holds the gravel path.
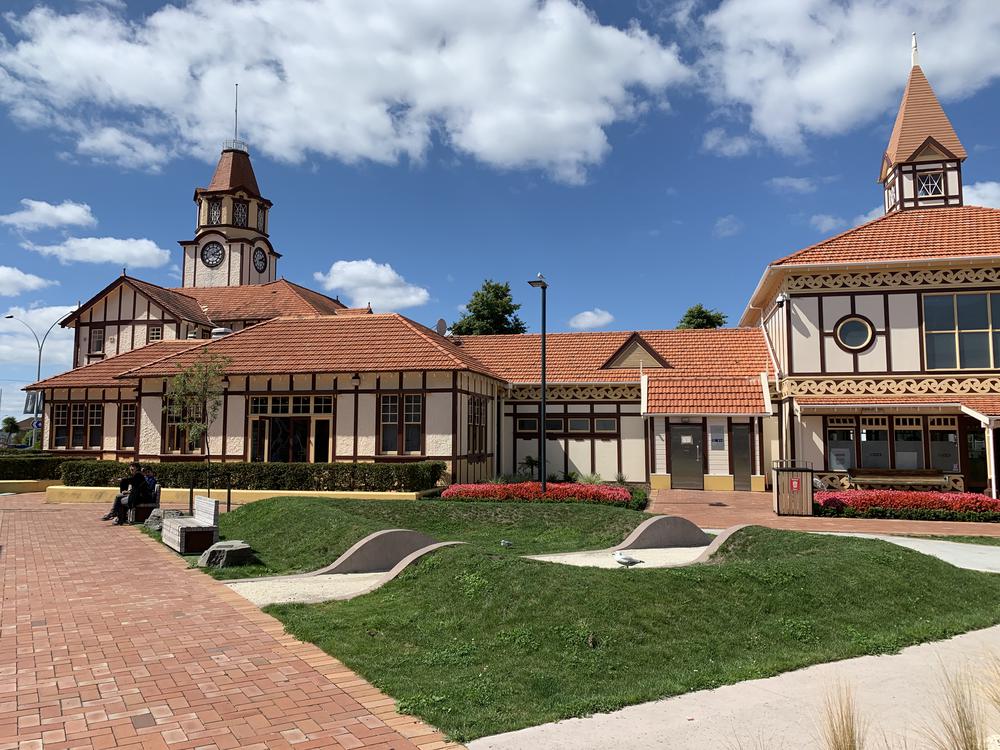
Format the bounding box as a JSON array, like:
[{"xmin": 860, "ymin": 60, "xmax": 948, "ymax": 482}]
[
  {"xmin": 226, "ymin": 571, "xmax": 386, "ymax": 605},
  {"xmin": 525, "ymin": 546, "xmax": 709, "ymax": 568}
]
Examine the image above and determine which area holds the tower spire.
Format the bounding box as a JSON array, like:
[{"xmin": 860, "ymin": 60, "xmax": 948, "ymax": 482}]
[
  {"xmin": 234, "ymin": 82, "xmax": 239, "ymax": 141},
  {"xmin": 911, "ymin": 32, "xmax": 919, "ymax": 67}
]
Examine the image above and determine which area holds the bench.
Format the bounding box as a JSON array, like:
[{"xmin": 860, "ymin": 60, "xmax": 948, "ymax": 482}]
[
  {"xmin": 847, "ymin": 468, "xmax": 950, "ymax": 491},
  {"xmin": 128, "ymin": 483, "xmax": 161, "ymax": 524},
  {"xmin": 162, "ymin": 496, "xmax": 219, "ymax": 555}
]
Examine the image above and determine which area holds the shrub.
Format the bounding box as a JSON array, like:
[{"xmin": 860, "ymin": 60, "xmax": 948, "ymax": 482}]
[
  {"xmin": 814, "ymin": 489, "xmax": 1000, "ymax": 523},
  {"xmin": 440, "ymin": 481, "xmax": 646, "ymax": 510},
  {"xmin": 59, "ymin": 460, "xmax": 446, "ymax": 492},
  {"xmin": 0, "ymin": 454, "xmax": 76, "ymax": 480}
]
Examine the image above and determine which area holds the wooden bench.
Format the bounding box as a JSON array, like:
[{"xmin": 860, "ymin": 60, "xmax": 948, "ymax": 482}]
[
  {"xmin": 847, "ymin": 468, "xmax": 950, "ymax": 490},
  {"xmin": 129, "ymin": 483, "xmax": 161, "ymax": 524},
  {"xmin": 162, "ymin": 496, "xmax": 219, "ymax": 555}
]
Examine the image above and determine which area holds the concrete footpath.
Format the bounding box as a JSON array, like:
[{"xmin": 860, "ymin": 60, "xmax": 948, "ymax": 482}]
[{"xmin": 469, "ymin": 625, "xmax": 1000, "ymax": 750}]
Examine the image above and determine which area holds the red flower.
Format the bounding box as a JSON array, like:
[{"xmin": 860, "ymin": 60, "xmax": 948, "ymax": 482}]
[
  {"xmin": 441, "ymin": 481, "xmax": 632, "ymax": 505},
  {"xmin": 815, "ymin": 489, "xmax": 1000, "ymax": 514}
]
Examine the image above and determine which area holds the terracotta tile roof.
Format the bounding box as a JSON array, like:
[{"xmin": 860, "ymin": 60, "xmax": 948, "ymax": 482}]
[
  {"xmin": 171, "ymin": 280, "xmax": 346, "ymax": 321},
  {"xmin": 881, "ymin": 65, "xmax": 966, "ymax": 180},
  {"xmin": 645, "ymin": 376, "xmax": 768, "ymax": 415},
  {"xmin": 118, "ymin": 314, "xmax": 501, "ymax": 379},
  {"xmin": 456, "ymin": 328, "xmax": 772, "ymax": 383},
  {"xmin": 27, "ymin": 341, "xmax": 202, "ymax": 389},
  {"xmin": 794, "ymin": 393, "xmax": 1000, "ymax": 418},
  {"xmin": 197, "ymin": 148, "xmax": 261, "ymax": 197},
  {"xmin": 771, "ymin": 206, "xmax": 1000, "ymax": 267},
  {"xmin": 128, "ymin": 278, "xmax": 214, "ymax": 326}
]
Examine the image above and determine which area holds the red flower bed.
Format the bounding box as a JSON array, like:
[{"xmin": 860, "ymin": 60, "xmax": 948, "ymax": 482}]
[
  {"xmin": 441, "ymin": 481, "xmax": 633, "ymax": 506},
  {"xmin": 815, "ymin": 489, "xmax": 1000, "ymax": 522}
]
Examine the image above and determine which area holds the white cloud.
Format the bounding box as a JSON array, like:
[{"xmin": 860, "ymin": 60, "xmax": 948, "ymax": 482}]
[
  {"xmin": 0, "ymin": 1, "xmax": 690, "ymax": 182},
  {"xmin": 965, "ymin": 181, "xmax": 1000, "ymax": 208},
  {"xmin": 0, "ymin": 304, "xmax": 76, "ymax": 370},
  {"xmin": 852, "ymin": 205, "xmax": 883, "ymax": 226},
  {"xmin": 23, "ymin": 237, "xmax": 171, "ymax": 267},
  {"xmin": 701, "ymin": 126, "xmax": 753, "ymax": 157},
  {"xmin": 809, "ymin": 213, "xmax": 845, "ymax": 233},
  {"xmin": 0, "ymin": 199, "xmax": 96, "ymax": 231},
  {"xmin": 568, "ymin": 308, "xmax": 615, "ymax": 329},
  {"xmin": 313, "ymin": 259, "xmax": 429, "ymax": 311},
  {"xmin": 0, "ymin": 266, "xmax": 57, "ymax": 296},
  {"xmin": 699, "ymin": 2, "xmax": 1000, "ymax": 154},
  {"xmin": 767, "ymin": 176, "xmax": 817, "ymax": 194},
  {"xmin": 713, "ymin": 214, "xmax": 743, "ymax": 237}
]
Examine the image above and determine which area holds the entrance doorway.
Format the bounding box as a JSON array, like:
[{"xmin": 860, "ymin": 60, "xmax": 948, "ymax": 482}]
[
  {"xmin": 267, "ymin": 417, "xmax": 310, "ymax": 463},
  {"xmin": 731, "ymin": 423, "xmax": 752, "ymax": 491},
  {"xmin": 671, "ymin": 424, "xmax": 704, "ymax": 490},
  {"xmin": 965, "ymin": 422, "xmax": 987, "ymax": 492}
]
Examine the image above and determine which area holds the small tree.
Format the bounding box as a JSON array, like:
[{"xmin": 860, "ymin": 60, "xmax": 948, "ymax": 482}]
[
  {"xmin": 2, "ymin": 416, "xmax": 19, "ymax": 446},
  {"xmin": 677, "ymin": 303, "xmax": 727, "ymax": 329},
  {"xmin": 164, "ymin": 351, "xmax": 230, "ymax": 462},
  {"xmin": 451, "ymin": 280, "xmax": 527, "ymax": 335}
]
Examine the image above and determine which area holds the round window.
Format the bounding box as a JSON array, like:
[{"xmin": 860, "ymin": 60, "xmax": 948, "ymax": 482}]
[{"xmin": 835, "ymin": 316, "xmax": 874, "ymax": 351}]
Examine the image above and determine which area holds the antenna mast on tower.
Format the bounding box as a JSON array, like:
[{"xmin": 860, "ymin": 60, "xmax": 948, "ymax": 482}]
[{"xmin": 223, "ymin": 83, "xmax": 248, "ymax": 153}]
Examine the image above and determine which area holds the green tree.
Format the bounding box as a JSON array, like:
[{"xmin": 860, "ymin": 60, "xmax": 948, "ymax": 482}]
[
  {"xmin": 677, "ymin": 303, "xmax": 727, "ymax": 329},
  {"xmin": 164, "ymin": 351, "xmax": 230, "ymax": 462},
  {"xmin": 2, "ymin": 416, "xmax": 19, "ymax": 445},
  {"xmin": 451, "ymin": 280, "xmax": 527, "ymax": 335}
]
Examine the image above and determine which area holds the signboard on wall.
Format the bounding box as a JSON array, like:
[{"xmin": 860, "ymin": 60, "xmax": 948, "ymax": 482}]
[{"xmin": 710, "ymin": 425, "xmax": 725, "ymax": 450}]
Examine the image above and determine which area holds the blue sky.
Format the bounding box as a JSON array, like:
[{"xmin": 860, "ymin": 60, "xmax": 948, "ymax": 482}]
[{"xmin": 2, "ymin": 0, "xmax": 1000, "ymax": 419}]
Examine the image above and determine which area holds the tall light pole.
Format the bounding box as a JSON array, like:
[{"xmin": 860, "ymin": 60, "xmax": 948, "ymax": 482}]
[
  {"xmin": 5, "ymin": 312, "xmax": 63, "ymax": 449},
  {"xmin": 528, "ymin": 274, "xmax": 548, "ymax": 492}
]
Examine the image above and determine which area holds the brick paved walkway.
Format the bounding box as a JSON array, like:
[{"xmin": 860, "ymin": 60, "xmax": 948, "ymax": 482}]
[
  {"xmin": 0, "ymin": 495, "xmax": 461, "ymax": 750},
  {"xmin": 649, "ymin": 488, "xmax": 1000, "ymax": 536}
]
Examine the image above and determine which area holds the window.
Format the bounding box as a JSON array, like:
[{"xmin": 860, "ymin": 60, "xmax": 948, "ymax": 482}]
[
  {"xmin": 88, "ymin": 403, "xmax": 103, "ymax": 447},
  {"xmin": 516, "ymin": 417, "xmax": 538, "ymax": 432},
  {"xmin": 208, "ymin": 199, "xmax": 222, "ymax": 225},
  {"xmin": 119, "ymin": 403, "xmax": 136, "ymax": 449},
  {"xmin": 544, "ymin": 418, "xmax": 562, "ymax": 433},
  {"xmin": 380, "ymin": 395, "xmax": 399, "ymax": 452},
  {"xmin": 314, "ymin": 396, "xmax": 333, "ymax": 414},
  {"xmin": 404, "ymin": 394, "xmax": 422, "ymax": 453},
  {"xmin": 826, "ymin": 417, "xmax": 855, "ymax": 471},
  {"xmin": 250, "ymin": 396, "xmax": 268, "ymax": 414},
  {"xmin": 165, "ymin": 402, "xmax": 201, "ymax": 453},
  {"xmin": 148, "ymin": 325, "xmax": 162, "ymax": 342},
  {"xmin": 859, "ymin": 417, "xmax": 889, "ymax": 468},
  {"xmin": 70, "ymin": 403, "xmax": 86, "ymax": 447},
  {"xmin": 595, "ymin": 418, "xmax": 617, "ymax": 433},
  {"xmin": 568, "ymin": 418, "xmax": 590, "ymax": 432},
  {"xmin": 468, "ymin": 395, "xmax": 487, "ymax": 455},
  {"xmin": 233, "ymin": 200, "xmax": 249, "ymax": 227},
  {"xmin": 924, "ymin": 293, "xmax": 1000, "ymax": 370},
  {"xmin": 928, "ymin": 417, "xmax": 959, "ymax": 473},
  {"xmin": 53, "ymin": 404, "xmax": 68, "ymax": 448},
  {"xmin": 917, "ymin": 171, "xmax": 944, "ymax": 197},
  {"xmin": 271, "ymin": 396, "xmax": 289, "ymax": 414},
  {"xmin": 89, "ymin": 328, "xmax": 105, "ymax": 354},
  {"xmin": 257, "ymin": 205, "xmax": 267, "ymax": 232},
  {"xmin": 292, "ymin": 396, "xmax": 311, "ymax": 414},
  {"xmin": 893, "ymin": 417, "xmax": 924, "ymax": 469},
  {"xmin": 835, "ymin": 316, "xmax": 874, "ymax": 351}
]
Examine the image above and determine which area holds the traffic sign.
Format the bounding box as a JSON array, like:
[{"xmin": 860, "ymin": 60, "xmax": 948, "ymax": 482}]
[{"xmin": 32, "ymin": 419, "xmax": 43, "ymax": 430}]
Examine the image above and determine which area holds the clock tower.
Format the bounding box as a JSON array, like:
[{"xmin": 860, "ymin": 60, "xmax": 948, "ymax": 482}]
[{"xmin": 180, "ymin": 140, "xmax": 280, "ymax": 288}]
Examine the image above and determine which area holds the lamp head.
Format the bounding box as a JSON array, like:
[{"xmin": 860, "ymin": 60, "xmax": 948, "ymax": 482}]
[{"xmin": 528, "ymin": 273, "xmax": 548, "ymax": 289}]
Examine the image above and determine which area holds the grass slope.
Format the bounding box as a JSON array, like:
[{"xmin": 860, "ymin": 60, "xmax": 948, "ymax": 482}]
[
  {"xmin": 268, "ymin": 527, "xmax": 1000, "ymax": 741},
  {"xmin": 210, "ymin": 496, "xmax": 647, "ymax": 579}
]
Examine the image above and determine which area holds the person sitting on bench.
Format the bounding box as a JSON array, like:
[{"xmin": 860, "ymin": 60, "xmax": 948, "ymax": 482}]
[
  {"xmin": 102, "ymin": 463, "xmax": 150, "ymax": 525},
  {"xmin": 142, "ymin": 466, "xmax": 157, "ymax": 494}
]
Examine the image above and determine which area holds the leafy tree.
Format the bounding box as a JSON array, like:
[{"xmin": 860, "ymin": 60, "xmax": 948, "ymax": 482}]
[
  {"xmin": 164, "ymin": 351, "xmax": 230, "ymax": 462},
  {"xmin": 2, "ymin": 416, "xmax": 19, "ymax": 444},
  {"xmin": 451, "ymin": 280, "xmax": 527, "ymax": 335},
  {"xmin": 677, "ymin": 303, "xmax": 727, "ymax": 329}
]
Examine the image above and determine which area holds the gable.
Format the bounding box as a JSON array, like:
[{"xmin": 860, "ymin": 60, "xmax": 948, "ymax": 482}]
[{"xmin": 603, "ymin": 335, "xmax": 669, "ymax": 370}]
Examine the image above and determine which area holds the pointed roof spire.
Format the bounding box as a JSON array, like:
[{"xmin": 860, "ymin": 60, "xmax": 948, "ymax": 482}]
[
  {"xmin": 879, "ymin": 36, "xmax": 966, "ymax": 181},
  {"xmin": 196, "ymin": 142, "xmax": 262, "ymax": 198}
]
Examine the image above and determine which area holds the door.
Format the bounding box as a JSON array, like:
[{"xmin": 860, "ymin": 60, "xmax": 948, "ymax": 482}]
[
  {"xmin": 267, "ymin": 417, "xmax": 311, "ymax": 462},
  {"xmin": 314, "ymin": 420, "xmax": 331, "ymax": 463},
  {"xmin": 671, "ymin": 425, "xmax": 704, "ymax": 490},
  {"xmin": 965, "ymin": 423, "xmax": 987, "ymax": 492},
  {"xmin": 731, "ymin": 423, "xmax": 752, "ymax": 491}
]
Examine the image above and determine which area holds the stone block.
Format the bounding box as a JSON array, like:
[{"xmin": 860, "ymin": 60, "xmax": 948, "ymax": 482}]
[
  {"xmin": 143, "ymin": 508, "xmax": 184, "ymax": 532},
  {"xmin": 197, "ymin": 540, "xmax": 253, "ymax": 568}
]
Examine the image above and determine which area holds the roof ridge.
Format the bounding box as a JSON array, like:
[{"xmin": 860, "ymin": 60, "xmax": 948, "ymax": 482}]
[
  {"xmin": 28, "ymin": 340, "xmax": 199, "ymax": 388},
  {"xmin": 394, "ymin": 314, "xmax": 476, "ymax": 370}
]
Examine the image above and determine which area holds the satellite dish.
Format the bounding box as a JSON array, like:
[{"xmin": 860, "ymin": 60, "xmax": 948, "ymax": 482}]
[{"xmin": 436, "ymin": 318, "xmax": 447, "ymax": 336}]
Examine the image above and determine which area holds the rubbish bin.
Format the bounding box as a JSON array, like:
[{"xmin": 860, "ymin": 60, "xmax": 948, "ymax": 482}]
[{"xmin": 772, "ymin": 461, "xmax": 815, "ymax": 516}]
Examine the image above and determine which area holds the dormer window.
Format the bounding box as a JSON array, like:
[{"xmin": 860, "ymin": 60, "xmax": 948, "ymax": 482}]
[
  {"xmin": 208, "ymin": 199, "xmax": 222, "ymax": 225},
  {"xmin": 917, "ymin": 171, "xmax": 944, "ymax": 197},
  {"xmin": 256, "ymin": 205, "xmax": 267, "ymax": 232},
  {"xmin": 233, "ymin": 200, "xmax": 249, "ymax": 228}
]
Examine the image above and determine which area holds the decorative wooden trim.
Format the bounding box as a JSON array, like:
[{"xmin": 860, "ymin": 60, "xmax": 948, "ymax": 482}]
[
  {"xmin": 784, "ymin": 375, "xmax": 1000, "ymax": 398},
  {"xmin": 509, "ymin": 384, "xmax": 641, "ymax": 401},
  {"xmin": 786, "ymin": 266, "xmax": 1000, "ymax": 293}
]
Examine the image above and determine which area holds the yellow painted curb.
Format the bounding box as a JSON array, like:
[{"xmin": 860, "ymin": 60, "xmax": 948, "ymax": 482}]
[
  {"xmin": 0, "ymin": 479, "xmax": 62, "ymax": 494},
  {"xmin": 45, "ymin": 485, "xmax": 438, "ymax": 504},
  {"xmin": 649, "ymin": 474, "xmax": 671, "ymax": 490}
]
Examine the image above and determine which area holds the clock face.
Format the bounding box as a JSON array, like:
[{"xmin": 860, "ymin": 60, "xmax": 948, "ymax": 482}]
[
  {"xmin": 201, "ymin": 241, "xmax": 225, "ymax": 268},
  {"xmin": 253, "ymin": 247, "xmax": 268, "ymax": 273}
]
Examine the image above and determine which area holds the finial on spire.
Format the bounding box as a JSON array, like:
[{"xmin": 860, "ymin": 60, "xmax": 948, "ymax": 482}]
[
  {"xmin": 234, "ymin": 82, "xmax": 239, "ymax": 141},
  {"xmin": 911, "ymin": 32, "xmax": 919, "ymax": 67}
]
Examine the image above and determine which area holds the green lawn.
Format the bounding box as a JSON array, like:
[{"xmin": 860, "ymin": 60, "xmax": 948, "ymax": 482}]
[
  {"xmin": 267, "ymin": 527, "xmax": 1000, "ymax": 741},
  {"xmin": 208, "ymin": 496, "xmax": 648, "ymax": 579}
]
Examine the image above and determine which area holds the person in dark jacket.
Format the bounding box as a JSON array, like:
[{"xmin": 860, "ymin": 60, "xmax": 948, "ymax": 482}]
[{"xmin": 102, "ymin": 463, "xmax": 150, "ymax": 525}]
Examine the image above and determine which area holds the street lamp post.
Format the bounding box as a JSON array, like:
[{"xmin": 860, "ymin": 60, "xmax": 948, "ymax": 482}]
[
  {"xmin": 5, "ymin": 313, "xmax": 63, "ymax": 449},
  {"xmin": 528, "ymin": 274, "xmax": 548, "ymax": 493}
]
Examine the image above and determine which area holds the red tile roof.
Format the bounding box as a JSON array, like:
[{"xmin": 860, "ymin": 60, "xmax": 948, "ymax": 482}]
[
  {"xmin": 645, "ymin": 376, "xmax": 768, "ymax": 415},
  {"xmin": 197, "ymin": 148, "xmax": 262, "ymax": 197},
  {"xmin": 794, "ymin": 393, "xmax": 1000, "ymax": 418},
  {"xmin": 27, "ymin": 341, "xmax": 202, "ymax": 389},
  {"xmin": 171, "ymin": 279, "xmax": 346, "ymax": 321},
  {"xmin": 119, "ymin": 314, "xmax": 501, "ymax": 379},
  {"xmin": 771, "ymin": 206, "xmax": 1000, "ymax": 267},
  {"xmin": 457, "ymin": 328, "xmax": 772, "ymax": 383},
  {"xmin": 881, "ymin": 65, "xmax": 966, "ymax": 180}
]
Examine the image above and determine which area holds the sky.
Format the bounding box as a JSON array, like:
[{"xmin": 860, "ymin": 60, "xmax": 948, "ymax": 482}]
[{"xmin": 2, "ymin": 0, "xmax": 1000, "ymax": 420}]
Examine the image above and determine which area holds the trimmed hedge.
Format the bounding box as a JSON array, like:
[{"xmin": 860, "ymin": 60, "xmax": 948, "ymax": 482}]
[
  {"xmin": 0, "ymin": 454, "xmax": 76, "ymax": 480},
  {"xmin": 59, "ymin": 460, "xmax": 447, "ymax": 493},
  {"xmin": 440, "ymin": 481, "xmax": 648, "ymax": 511},
  {"xmin": 814, "ymin": 489, "xmax": 1000, "ymax": 523}
]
